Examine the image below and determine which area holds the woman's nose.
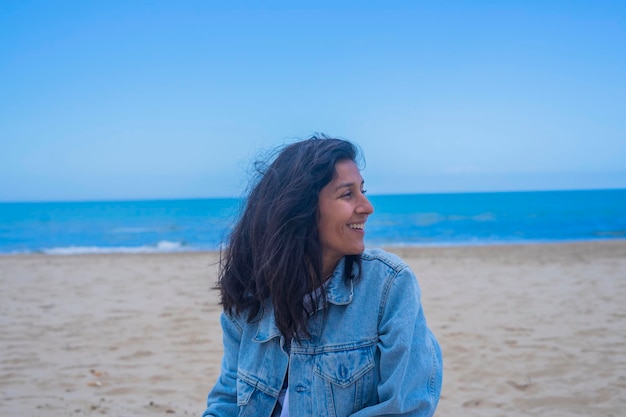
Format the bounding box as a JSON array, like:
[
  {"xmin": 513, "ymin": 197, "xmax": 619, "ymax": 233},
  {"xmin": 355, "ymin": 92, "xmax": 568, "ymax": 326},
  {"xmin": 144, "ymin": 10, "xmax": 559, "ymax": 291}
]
[{"xmin": 357, "ymin": 194, "xmax": 374, "ymax": 215}]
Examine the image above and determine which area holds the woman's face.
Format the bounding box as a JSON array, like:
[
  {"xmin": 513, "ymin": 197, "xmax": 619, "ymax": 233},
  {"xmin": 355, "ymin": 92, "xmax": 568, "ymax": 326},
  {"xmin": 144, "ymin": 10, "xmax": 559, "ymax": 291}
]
[{"xmin": 318, "ymin": 159, "xmax": 374, "ymax": 276}]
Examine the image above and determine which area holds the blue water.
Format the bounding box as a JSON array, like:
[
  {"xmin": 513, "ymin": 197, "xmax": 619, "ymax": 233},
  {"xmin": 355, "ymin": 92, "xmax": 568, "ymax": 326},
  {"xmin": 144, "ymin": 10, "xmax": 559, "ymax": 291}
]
[{"xmin": 1, "ymin": 189, "xmax": 625, "ymax": 254}]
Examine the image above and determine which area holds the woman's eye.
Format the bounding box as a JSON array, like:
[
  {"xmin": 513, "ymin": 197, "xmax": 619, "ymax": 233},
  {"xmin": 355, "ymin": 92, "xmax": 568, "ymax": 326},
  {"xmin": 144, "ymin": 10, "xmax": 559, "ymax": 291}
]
[{"xmin": 361, "ymin": 188, "xmax": 367, "ymax": 194}]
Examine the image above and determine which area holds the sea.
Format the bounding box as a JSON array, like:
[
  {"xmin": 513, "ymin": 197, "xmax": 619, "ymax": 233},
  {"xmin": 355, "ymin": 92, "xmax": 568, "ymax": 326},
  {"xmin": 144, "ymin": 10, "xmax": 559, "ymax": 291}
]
[{"xmin": 1, "ymin": 189, "xmax": 625, "ymax": 255}]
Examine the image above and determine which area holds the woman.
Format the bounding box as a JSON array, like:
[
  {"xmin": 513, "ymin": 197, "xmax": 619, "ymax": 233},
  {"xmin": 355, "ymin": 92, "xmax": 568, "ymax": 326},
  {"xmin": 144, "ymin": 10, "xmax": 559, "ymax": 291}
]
[{"xmin": 203, "ymin": 136, "xmax": 442, "ymax": 417}]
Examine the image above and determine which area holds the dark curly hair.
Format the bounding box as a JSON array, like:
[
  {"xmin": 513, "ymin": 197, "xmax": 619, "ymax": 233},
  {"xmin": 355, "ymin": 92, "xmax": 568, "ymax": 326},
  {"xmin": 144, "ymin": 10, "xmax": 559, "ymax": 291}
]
[{"xmin": 218, "ymin": 135, "xmax": 363, "ymax": 339}]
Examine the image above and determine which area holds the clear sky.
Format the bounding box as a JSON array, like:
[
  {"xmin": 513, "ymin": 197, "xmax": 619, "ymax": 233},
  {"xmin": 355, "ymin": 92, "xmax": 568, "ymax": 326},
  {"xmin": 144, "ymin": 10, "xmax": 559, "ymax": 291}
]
[{"xmin": 1, "ymin": 1, "xmax": 625, "ymax": 202}]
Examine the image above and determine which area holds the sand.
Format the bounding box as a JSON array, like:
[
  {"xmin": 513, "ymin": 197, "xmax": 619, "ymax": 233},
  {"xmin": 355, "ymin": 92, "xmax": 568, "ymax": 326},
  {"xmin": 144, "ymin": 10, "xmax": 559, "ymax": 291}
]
[{"xmin": 1, "ymin": 240, "xmax": 625, "ymax": 416}]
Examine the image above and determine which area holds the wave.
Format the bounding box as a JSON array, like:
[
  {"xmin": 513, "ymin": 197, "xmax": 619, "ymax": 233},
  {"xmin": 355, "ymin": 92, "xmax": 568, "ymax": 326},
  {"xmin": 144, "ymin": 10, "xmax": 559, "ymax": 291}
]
[
  {"xmin": 108, "ymin": 227, "xmax": 155, "ymax": 234},
  {"xmin": 367, "ymin": 236, "xmax": 625, "ymax": 248},
  {"xmin": 41, "ymin": 240, "xmax": 189, "ymax": 255}
]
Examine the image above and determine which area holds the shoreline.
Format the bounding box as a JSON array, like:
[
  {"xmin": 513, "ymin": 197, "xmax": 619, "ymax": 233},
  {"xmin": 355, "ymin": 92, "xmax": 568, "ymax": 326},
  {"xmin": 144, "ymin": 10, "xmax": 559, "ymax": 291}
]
[
  {"xmin": 2, "ymin": 237, "xmax": 626, "ymax": 258},
  {"xmin": 2, "ymin": 240, "xmax": 625, "ymax": 416}
]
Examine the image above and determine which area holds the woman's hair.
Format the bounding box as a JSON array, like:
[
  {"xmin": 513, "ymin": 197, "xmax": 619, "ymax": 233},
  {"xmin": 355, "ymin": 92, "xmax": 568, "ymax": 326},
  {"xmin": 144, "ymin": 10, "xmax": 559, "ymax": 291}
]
[{"xmin": 219, "ymin": 135, "xmax": 363, "ymax": 339}]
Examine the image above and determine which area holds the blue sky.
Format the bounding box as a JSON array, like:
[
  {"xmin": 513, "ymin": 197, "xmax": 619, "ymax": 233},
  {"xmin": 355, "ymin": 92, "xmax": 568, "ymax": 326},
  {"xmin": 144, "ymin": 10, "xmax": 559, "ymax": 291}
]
[{"xmin": 1, "ymin": 1, "xmax": 625, "ymax": 201}]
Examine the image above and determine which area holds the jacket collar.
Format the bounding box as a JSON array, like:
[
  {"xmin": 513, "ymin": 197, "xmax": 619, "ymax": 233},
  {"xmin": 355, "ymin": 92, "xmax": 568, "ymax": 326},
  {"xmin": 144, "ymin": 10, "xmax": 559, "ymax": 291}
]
[
  {"xmin": 324, "ymin": 256, "xmax": 354, "ymax": 306},
  {"xmin": 253, "ymin": 257, "xmax": 355, "ymax": 343},
  {"xmin": 253, "ymin": 300, "xmax": 282, "ymax": 343}
]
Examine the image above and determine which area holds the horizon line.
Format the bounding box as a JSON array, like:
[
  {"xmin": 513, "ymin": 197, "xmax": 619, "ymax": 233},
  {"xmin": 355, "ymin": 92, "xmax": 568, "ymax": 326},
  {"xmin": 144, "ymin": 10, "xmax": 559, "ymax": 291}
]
[{"xmin": 1, "ymin": 186, "xmax": 625, "ymax": 204}]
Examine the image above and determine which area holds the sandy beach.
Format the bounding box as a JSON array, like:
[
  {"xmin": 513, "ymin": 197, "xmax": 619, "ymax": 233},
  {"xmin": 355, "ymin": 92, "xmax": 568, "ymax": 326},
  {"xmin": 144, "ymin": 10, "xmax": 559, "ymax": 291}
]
[{"xmin": 1, "ymin": 240, "xmax": 625, "ymax": 417}]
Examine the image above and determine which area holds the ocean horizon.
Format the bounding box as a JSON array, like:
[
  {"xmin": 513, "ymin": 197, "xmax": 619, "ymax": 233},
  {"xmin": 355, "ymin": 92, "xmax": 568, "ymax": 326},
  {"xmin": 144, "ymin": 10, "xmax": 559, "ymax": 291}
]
[{"xmin": 1, "ymin": 189, "xmax": 625, "ymax": 255}]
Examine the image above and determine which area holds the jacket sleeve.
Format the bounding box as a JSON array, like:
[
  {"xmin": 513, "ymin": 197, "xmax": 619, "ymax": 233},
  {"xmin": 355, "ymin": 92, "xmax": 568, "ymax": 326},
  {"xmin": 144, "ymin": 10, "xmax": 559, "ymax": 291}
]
[
  {"xmin": 352, "ymin": 266, "xmax": 443, "ymax": 417},
  {"xmin": 202, "ymin": 312, "xmax": 242, "ymax": 417}
]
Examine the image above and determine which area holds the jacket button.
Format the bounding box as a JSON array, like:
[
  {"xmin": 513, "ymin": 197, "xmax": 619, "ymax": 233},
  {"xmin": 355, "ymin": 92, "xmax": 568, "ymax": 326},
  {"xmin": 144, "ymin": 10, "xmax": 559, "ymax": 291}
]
[{"xmin": 295, "ymin": 385, "xmax": 309, "ymax": 392}]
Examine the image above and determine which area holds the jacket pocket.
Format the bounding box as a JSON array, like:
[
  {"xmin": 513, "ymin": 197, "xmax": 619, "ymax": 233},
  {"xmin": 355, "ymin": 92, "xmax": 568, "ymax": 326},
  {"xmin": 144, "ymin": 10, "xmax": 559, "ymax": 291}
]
[{"xmin": 313, "ymin": 346, "xmax": 375, "ymax": 388}]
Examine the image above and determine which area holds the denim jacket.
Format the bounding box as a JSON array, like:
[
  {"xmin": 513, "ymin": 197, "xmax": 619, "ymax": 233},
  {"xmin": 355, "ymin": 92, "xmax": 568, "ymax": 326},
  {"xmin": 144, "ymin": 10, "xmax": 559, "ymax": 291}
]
[{"xmin": 203, "ymin": 248, "xmax": 443, "ymax": 417}]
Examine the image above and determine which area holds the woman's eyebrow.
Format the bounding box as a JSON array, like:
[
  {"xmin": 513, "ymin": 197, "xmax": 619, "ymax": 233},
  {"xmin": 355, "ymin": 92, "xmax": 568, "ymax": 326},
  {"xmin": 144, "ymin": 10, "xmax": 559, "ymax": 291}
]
[{"xmin": 334, "ymin": 179, "xmax": 365, "ymax": 191}]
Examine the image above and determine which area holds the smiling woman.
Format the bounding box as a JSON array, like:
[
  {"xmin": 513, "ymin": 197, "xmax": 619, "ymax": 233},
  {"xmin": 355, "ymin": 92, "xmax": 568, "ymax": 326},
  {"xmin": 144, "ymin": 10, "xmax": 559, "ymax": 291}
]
[
  {"xmin": 317, "ymin": 159, "xmax": 374, "ymax": 278},
  {"xmin": 203, "ymin": 135, "xmax": 442, "ymax": 417}
]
